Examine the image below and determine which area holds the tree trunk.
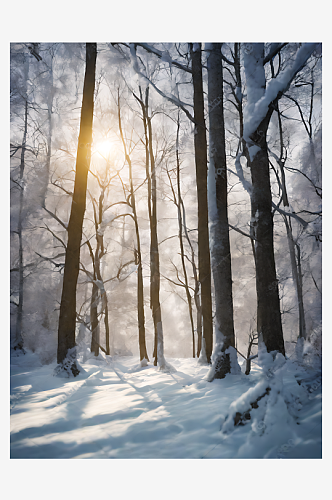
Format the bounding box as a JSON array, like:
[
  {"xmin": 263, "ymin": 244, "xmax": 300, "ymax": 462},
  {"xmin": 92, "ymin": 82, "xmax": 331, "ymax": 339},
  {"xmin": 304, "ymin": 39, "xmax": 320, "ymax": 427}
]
[
  {"xmin": 295, "ymin": 242, "xmax": 306, "ymax": 339},
  {"xmin": 15, "ymin": 96, "xmax": 28, "ymax": 351},
  {"xmin": 136, "ymin": 87, "xmax": 157, "ymax": 363},
  {"xmin": 284, "ymin": 216, "xmax": 306, "ymax": 339},
  {"xmin": 176, "ymin": 139, "xmax": 196, "ymax": 358},
  {"xmin": 190, "ymin": 43, "xmax": 213, "ymax": 363},
  {"xmin": 57, "ymin": 43, "xmax": 97, "ymax": 369},
  {"xmin": 90, "ymin": 281, "xmax": 99, "ymax": 356},
  {"xmin": 166, "ymin": 113, "xmax": 196, "ymax": 357},
  {"xmin": 276, "ymin": 106, "xmax": 306, "ymax": 341},
  {"xmin": 41, "ymin": 49, "xmax": 54, "ymax": 207},
  {"xmin": 147, "ymin": 115, "xmax": 163, "ymax": 366},
  {"xmin": 182, "ymin": 199, "xmax": 202, "ymax": 358},
  {"xmin": 137, "ymin": 251, "xmax": 148, "ymax": 361},
  {"xmin": 249, "ymin": 117, "xmax": 285, "ymax": 355},
  {"xmin": 118, "ymin": 91, "xmax": 149, "ymax": 362},
  {"xmin": 242, "ymin": 43, "xmax": 285, "ymax": 355},
  {"xmin": 207, "ymin": 43, "xmax": 236, "ymax": 378},
  {"xmin": 196, "ymin": 296, "xmax": 202, "ymax": 357},
  {"xmin": 104, "ymin": 296, "xmax": 111, "ymax": 355}
]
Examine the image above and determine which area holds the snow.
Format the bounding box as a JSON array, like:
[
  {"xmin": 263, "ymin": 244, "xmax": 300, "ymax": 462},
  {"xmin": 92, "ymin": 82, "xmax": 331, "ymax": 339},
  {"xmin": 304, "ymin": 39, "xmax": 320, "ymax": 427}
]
[
  {"xmin": 248, "ymin": 144, "xmax": 261, "ymax": 162},
  {"xmin": 243, "ymin": 43, "xmax": 317, "ymax": 147},
  {"xmin": 235, "ymin": 151, "xmax": 252, "ymax": 195},
  {"xmin": 160, "ymin": 50, "xmax": 172, "ymax": 69},
  {"xmin": 10, "ymin": 349, "xmax": 321, "ymax": 459}
]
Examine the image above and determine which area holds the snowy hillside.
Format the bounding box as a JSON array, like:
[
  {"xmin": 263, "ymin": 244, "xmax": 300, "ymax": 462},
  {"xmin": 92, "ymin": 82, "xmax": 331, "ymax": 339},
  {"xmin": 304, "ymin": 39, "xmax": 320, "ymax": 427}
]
[{"xmin": 10, "ymin": 351, "xmax": 321, "ymax": 459}]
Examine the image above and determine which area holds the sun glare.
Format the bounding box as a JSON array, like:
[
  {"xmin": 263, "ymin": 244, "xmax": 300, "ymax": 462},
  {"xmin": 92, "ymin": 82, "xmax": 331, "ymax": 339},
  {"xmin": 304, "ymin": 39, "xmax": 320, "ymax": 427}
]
[{"xmin": 95, "ymin": 139, "xmax": 113, "ymax": 159}]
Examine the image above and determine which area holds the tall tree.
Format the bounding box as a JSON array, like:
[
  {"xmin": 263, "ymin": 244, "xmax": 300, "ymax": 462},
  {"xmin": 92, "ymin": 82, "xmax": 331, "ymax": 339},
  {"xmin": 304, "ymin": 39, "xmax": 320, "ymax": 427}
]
[
  {"xmin": 242, "ymin": 42, "xmax": 317, "ymax": 354},
  {"xmin": 133, "ymin": 85, "xmax": 165, "ymax": 366},
  {"xmin": 147, "ymin": 94, "xmax": 164, "ymax": 366},
  {"xmin": 206, "ymin": 43, "xmax": 237, "ymax": 379},
  {"xmin": 56, "ymin": 43, "xmax": 97, "ymax": 375},
  {"xmin": 13, "ymin": 54, "xmax": 29, "ymax": 352},
  {"xmin": 189, "ymin": 43, "xmax": 213, "ymax": 363},
  {"xmin": 125, "ymin": 42, "xmax": 213, "ymax": 361},
  {"xmin": 117, "ymin": 90, "xmax": 149, "ymax": 363},
  {"xmin": 164, "ymin": 111, "xmax": 196, "ymax": 357}
]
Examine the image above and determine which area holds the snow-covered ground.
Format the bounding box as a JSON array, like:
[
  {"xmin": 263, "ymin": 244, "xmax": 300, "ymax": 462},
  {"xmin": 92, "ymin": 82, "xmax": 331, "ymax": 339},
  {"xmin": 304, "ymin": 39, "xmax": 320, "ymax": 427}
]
[{"xmin": 10, "ymin": 350, "xmax": 321, "ymax": 459}]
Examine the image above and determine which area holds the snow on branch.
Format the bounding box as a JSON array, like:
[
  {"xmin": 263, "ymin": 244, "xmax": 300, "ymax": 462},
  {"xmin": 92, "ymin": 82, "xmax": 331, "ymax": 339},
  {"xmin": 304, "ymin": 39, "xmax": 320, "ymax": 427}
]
[
  {"xmin": 136, "ymin": 43, "xmax": 192, "ymax": 73},
  {"xmin": 129, "ymin": 44, "xmax": 195, "ymax": 124},
  {"xmin": 272, "ymin": 202, "xmax": 309, "ymax": 228},
  {"xmin": 244, "ymin": 43, "xmax": 318, "ymax": 143},
  {"xmin": 235, "ymin": 150, "xmax": 252, "ymax": 195}
]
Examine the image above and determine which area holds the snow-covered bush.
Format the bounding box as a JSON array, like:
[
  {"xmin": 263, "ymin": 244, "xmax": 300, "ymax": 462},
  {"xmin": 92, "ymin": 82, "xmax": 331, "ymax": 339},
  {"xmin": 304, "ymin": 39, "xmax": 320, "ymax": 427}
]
[{"xmin": 221, "ymin": 343, "xmax": 315, "ymax": 458}]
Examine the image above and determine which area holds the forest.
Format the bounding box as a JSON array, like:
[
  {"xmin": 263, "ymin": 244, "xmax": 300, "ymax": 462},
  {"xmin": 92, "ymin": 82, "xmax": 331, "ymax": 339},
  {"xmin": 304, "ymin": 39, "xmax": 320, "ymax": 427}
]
[{"xmin": 10, "ymin": 42, "xmax": 322, "ymax": 460}]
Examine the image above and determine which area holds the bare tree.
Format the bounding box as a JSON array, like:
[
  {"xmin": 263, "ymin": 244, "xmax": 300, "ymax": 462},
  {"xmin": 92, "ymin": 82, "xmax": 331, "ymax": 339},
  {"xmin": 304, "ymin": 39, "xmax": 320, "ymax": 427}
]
[
  {"xmin": 164, "ymin": 113, "xmax": 196, "ymax": 357},
  {"xmin": 189, "ymin": 43, "xmax": 213, "ymax": 362},
  {"xmin": 240, "ymin": 43, "xmax": 317, "ymax": 354},
  {"xmin": 56, "ymin": 43, "xmax": 97, "ymax": 375},
  {"xmin": 206, "ymin": 43, "xmax": 237, "ymax": 379},
  {"xmin": 117, "ymin": 89, "xmax": 149, "ymax": 362}
]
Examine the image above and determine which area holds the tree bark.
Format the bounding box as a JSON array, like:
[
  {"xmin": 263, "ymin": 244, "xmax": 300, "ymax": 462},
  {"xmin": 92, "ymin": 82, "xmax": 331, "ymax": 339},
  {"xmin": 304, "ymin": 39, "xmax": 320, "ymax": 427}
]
[
  {"xmin": 242, "ymin": 43, "xmax": 285, "ymax": 355},
  {"xmin": 181, "ymin": 198, "xmax": 202, "ymax": 358},
  {"xmin": 118, "ymin": 91, "xmax": 149, "ymax": 362},
  {"xmin": 190, "ymin": 43, "xmax": 213, "ymax": 363},
  {"xmin": 147, "ymin": 114, "xmax": 163, "ymax": 366},
  {"xmin": 207, "ymin": 43, "xmax": 236, "ymax": 378},
  {"xmin": 248, "ymin": 115, "xmax": 285, "ymax": 354},
  {"xmin": 15, "ymin": 97, "xmax": 28, "ymax": 351},
  {"xmin": 242, "ymin": 43, "xmax": 316, "ymax": 354},
  {"xmin": 57, "ymin": 43, "xmax": 97, "ymax": 367},
  {"xmin": 90, "ymin": 281, "xmax": 100, "ymax": 356}
]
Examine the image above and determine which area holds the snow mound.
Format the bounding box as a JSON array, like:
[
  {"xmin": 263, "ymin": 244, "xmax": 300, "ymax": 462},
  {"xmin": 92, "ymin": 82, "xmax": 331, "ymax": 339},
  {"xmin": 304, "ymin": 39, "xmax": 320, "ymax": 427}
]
[
  {"xmin": 53, "ymin": 348, "xmax": 86, "ymax": 378},
  {"xmin": 221, "ymin": 344, "xmax": 321, "ymax": 458}
]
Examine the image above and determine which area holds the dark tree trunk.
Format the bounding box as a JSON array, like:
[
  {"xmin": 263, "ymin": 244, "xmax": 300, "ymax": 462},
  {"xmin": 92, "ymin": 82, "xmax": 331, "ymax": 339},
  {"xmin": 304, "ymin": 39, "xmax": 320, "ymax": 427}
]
[
  {"xmin": 207, "ymin": 43, "xmax": 236, "ymax": 379},
  {"xmin": 90, "ymin": 281, "xmax": 99, "ymax": 356},
  {"xmin": 147, "ymin": 115, "xmax": 163, "ymax": 366},
  {"xmin": 243, "ymin": 43, "xmax": 315, "ymax": 355},
  {"xmin": 57, "ymin": 43, "xmax": 97, "ymax": 368},
  {"xmin": 136, "ymin": 85, "xmax": 164, "ymax": 366},
  {"xmin": 104, "ymin": 296, "xmax": 111, "ymax": 355},
  {"xmin": 15, "ymin": 97, "xmax": 28, "ymax": 351},
  {"xmin": 190, "ymin": 43, "xmax": 213, "ymax": 363},
  {"xmin": 248, "ymin": 115, "xmax": 285, "ymax": 355}
]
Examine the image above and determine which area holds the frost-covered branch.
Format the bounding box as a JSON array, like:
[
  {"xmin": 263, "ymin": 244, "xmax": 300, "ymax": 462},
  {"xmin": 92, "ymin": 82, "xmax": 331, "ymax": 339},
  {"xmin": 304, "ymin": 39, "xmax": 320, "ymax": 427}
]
[
  {"xmin": 135, "ymin": 43, "xmax": 192, "ymax": 74},
  {"xmin": 243, "ymin": 43, "xmax": 318, "ymax": 142},
  {"xmin": 272, "ymin": 202, "xmax": 309, "ymax": 228},
  {"xmin": 129, "ymin": 44, "xmax": 195, "ymax": 124}
]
